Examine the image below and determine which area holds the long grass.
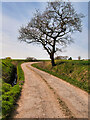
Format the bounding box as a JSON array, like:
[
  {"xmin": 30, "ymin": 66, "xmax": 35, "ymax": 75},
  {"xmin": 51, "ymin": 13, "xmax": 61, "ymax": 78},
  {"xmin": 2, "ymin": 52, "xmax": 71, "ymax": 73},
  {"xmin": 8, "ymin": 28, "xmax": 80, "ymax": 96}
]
[
  {"xmin": 17, "ymin": 61, "xmax": 24, "ymax": 85},
  {"xmin": 32, "ymin": 60, "xmax": 89, "ymax": 93}
]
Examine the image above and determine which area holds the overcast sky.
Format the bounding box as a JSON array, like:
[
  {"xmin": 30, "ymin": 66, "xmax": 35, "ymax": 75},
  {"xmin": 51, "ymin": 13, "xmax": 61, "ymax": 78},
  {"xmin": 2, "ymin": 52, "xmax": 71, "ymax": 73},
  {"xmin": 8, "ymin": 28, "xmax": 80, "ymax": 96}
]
[{"xmin": 0, "ymin": 0, "xmax": 89, "ymax": 60}]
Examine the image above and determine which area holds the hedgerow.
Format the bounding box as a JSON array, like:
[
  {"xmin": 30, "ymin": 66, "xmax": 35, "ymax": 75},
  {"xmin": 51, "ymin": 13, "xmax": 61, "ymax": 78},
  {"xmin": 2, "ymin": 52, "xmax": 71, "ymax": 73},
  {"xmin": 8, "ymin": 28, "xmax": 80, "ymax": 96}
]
[{"xmin": 1, "ymin": 59, "xmax": 24, "ymax": 119}]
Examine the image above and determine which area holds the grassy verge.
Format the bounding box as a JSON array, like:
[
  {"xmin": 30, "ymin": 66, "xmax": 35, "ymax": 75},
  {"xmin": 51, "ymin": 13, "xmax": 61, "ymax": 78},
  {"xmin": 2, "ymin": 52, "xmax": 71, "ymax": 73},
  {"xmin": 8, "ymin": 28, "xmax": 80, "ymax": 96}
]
[
  {"xmin": 32, "ymin": 60, "xmax": 89, "ymax": 93},
  {"xmin": 2, "ymin": 59, "xmax": 16, "ymax": 84},
  {"xmin": 17, "ymin": 61, "xmax": 24, "ymax": 85},
  {"xmin": 1, "ymin": 59, "xmax": 25, "ymax": 119}
]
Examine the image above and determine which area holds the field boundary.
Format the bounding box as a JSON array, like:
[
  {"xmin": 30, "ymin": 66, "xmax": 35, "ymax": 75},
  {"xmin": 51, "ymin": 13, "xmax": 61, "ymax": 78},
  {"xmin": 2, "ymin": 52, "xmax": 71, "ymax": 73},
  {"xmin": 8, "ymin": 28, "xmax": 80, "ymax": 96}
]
[{"xmin": 2, "ymin": 60, "xmax": 25, "ymax": 120}]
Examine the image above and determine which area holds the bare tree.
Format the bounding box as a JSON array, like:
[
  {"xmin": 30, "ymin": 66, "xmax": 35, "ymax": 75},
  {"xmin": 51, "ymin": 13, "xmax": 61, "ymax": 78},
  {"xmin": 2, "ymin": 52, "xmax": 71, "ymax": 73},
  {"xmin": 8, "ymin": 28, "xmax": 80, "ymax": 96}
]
[{"xmin": 18, "ymin": 1, "xmax": 84, "ymax": 66}]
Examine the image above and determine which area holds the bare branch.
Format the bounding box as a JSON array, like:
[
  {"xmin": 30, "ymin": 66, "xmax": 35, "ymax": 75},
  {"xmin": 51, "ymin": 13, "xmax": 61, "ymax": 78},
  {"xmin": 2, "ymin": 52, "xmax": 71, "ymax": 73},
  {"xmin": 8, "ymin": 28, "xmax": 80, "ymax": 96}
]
[{"xmin": 18, "ymin": 1, "xmax": 84, "ymax": 66}]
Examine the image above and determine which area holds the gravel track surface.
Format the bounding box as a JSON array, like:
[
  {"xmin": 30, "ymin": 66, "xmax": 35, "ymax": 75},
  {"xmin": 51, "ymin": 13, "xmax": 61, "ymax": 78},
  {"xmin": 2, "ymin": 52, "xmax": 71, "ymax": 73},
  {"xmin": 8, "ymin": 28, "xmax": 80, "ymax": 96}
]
[{"xmin": 13, "ymin": 62, "xmax": 88, "ymax": 118}]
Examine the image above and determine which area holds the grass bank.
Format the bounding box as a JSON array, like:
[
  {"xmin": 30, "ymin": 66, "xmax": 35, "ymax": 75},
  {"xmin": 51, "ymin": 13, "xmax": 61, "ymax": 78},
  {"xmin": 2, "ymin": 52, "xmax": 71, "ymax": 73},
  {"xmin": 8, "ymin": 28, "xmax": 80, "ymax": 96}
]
[
  {"xmin": 17, "ymin": 61, "xmax": 24, "ymax": 85},
  {"xmin": 1, "ymin": 59, "xmax": 25, "ymax": 119},
  {"xmin": 32, "ymin": 60, "xmax": 89, "ymax": 93}
]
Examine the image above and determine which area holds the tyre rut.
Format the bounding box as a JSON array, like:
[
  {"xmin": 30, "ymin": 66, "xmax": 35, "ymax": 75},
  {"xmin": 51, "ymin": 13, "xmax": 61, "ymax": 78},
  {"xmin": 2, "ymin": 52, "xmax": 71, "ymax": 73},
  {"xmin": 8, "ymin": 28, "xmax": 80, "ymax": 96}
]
[{"xmin": 26, "ymin": 65, "xmax": 75, "ymax": 118}]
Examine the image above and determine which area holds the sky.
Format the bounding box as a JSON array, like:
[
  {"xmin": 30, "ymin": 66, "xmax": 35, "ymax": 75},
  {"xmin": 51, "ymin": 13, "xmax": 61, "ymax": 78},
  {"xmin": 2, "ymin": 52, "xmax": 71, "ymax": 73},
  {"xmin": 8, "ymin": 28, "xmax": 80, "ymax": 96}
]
[{"xmin": 0, "ymin": 0, "xmax": 89, "ymax": 60}]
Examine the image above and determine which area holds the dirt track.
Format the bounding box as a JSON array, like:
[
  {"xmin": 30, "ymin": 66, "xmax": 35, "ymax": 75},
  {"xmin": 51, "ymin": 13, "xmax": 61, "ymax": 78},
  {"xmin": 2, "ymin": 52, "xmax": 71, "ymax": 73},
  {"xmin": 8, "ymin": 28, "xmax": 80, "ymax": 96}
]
[{"xmin": 13, "ymin": 62, "xmax": 88, "ymax": 118}]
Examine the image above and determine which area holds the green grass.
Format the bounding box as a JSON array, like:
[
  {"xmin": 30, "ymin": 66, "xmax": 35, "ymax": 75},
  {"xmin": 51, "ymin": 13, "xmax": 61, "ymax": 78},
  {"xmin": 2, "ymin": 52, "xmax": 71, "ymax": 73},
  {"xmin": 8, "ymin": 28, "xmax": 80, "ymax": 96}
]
[
  {"xmin": 11, "ymin": 60, "xmax": 25, "ymax": 83},
  {"xmin": 2, "ymin": 59, "xmax": 16, "ymax": 84},
  {"xmin": 0, "ymin": 78, "xmax": 2, "ymax": 119},
  {"xmin": 1, "ymin": 59, "xmax": 25, "ymax": 119},
  {"xmin": 17, "ymin": 61, "xmax": 24, "ymax": 85},
  {"xmin": 32, "ymin": 60, "xmax": 89, "ymax": 93},
  {"xmin": 2, "ymin": 84, "xmax": 21, "ymax": 119}
]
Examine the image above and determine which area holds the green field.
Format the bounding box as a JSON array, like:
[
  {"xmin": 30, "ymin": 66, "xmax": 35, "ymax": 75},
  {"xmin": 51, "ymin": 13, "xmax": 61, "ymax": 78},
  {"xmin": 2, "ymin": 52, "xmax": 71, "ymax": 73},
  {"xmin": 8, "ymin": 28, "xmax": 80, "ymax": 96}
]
[{"xmin": 32, "ymin": 60, "xmax": 89, "ymax": 93}]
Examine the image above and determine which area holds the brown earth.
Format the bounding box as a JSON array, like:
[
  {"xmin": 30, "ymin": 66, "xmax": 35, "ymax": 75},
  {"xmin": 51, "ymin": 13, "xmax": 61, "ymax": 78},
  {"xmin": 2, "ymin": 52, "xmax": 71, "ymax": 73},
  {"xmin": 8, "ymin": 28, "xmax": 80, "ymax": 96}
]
[{"xmin": 13, "ymin": 62, "xmax": 88, "ymax": 118}]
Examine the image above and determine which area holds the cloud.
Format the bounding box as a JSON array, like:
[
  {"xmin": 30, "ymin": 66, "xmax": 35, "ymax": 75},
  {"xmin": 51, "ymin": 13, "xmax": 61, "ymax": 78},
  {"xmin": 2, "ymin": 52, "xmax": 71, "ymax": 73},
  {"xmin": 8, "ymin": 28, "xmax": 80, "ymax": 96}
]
[
  {"xmin": 2, "ymin": 14, "xmax": 49, "ymax": 59},
  {"xmin": 2, "ymin": 32, "xmax": 49, "ymax": 59},
  {"xmin": 1, "ymin": 3, "xmax": 49, "ymax": 59},
  {"xmin": 1, "ymin": 2, "xmax": 88, "ymax": 59},
  {"xmin": 56, "ymin": 40, "xmax": 88, "ymax": 59}
]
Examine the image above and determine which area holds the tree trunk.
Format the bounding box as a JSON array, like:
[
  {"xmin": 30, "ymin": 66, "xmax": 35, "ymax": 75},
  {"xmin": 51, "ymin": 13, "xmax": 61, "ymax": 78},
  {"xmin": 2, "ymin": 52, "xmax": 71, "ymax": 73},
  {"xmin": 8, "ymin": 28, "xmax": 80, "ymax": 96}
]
[
  {"xmin": 50, "ymin": 53, "xmax": 55, "ymax": 66},
  {"xmin": 50, "ymin": 39, "xmax": 56, "ymax": 66},
  {"xmin": 51, "ymin": 57, "xmax": 55, "ymax": 66}
]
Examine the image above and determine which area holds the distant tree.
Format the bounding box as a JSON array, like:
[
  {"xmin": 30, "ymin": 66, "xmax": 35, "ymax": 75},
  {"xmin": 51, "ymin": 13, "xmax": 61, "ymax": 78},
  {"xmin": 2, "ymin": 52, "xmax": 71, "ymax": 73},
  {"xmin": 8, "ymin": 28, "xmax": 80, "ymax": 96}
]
[
  {"xmin": 55, "ymin": 56, "xmax": 68, "ymax": 60},
  {"xmin": 26, "ymin": 57, "xmax": 37, "ymax": 62},
  {"xmin": 78, "ymin": 56, "xmax": 81, "ymax": 60},
  {"xmin": 68, "ymin": 57, "xmax": 72, "ymax": 60},
  {"xmin": 18, "ymin": 1, "xmax": 84, "ymax": 66},
  {"xmin": 6, "ymin": 57, "xmax": 11, "ymax": 59}
]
